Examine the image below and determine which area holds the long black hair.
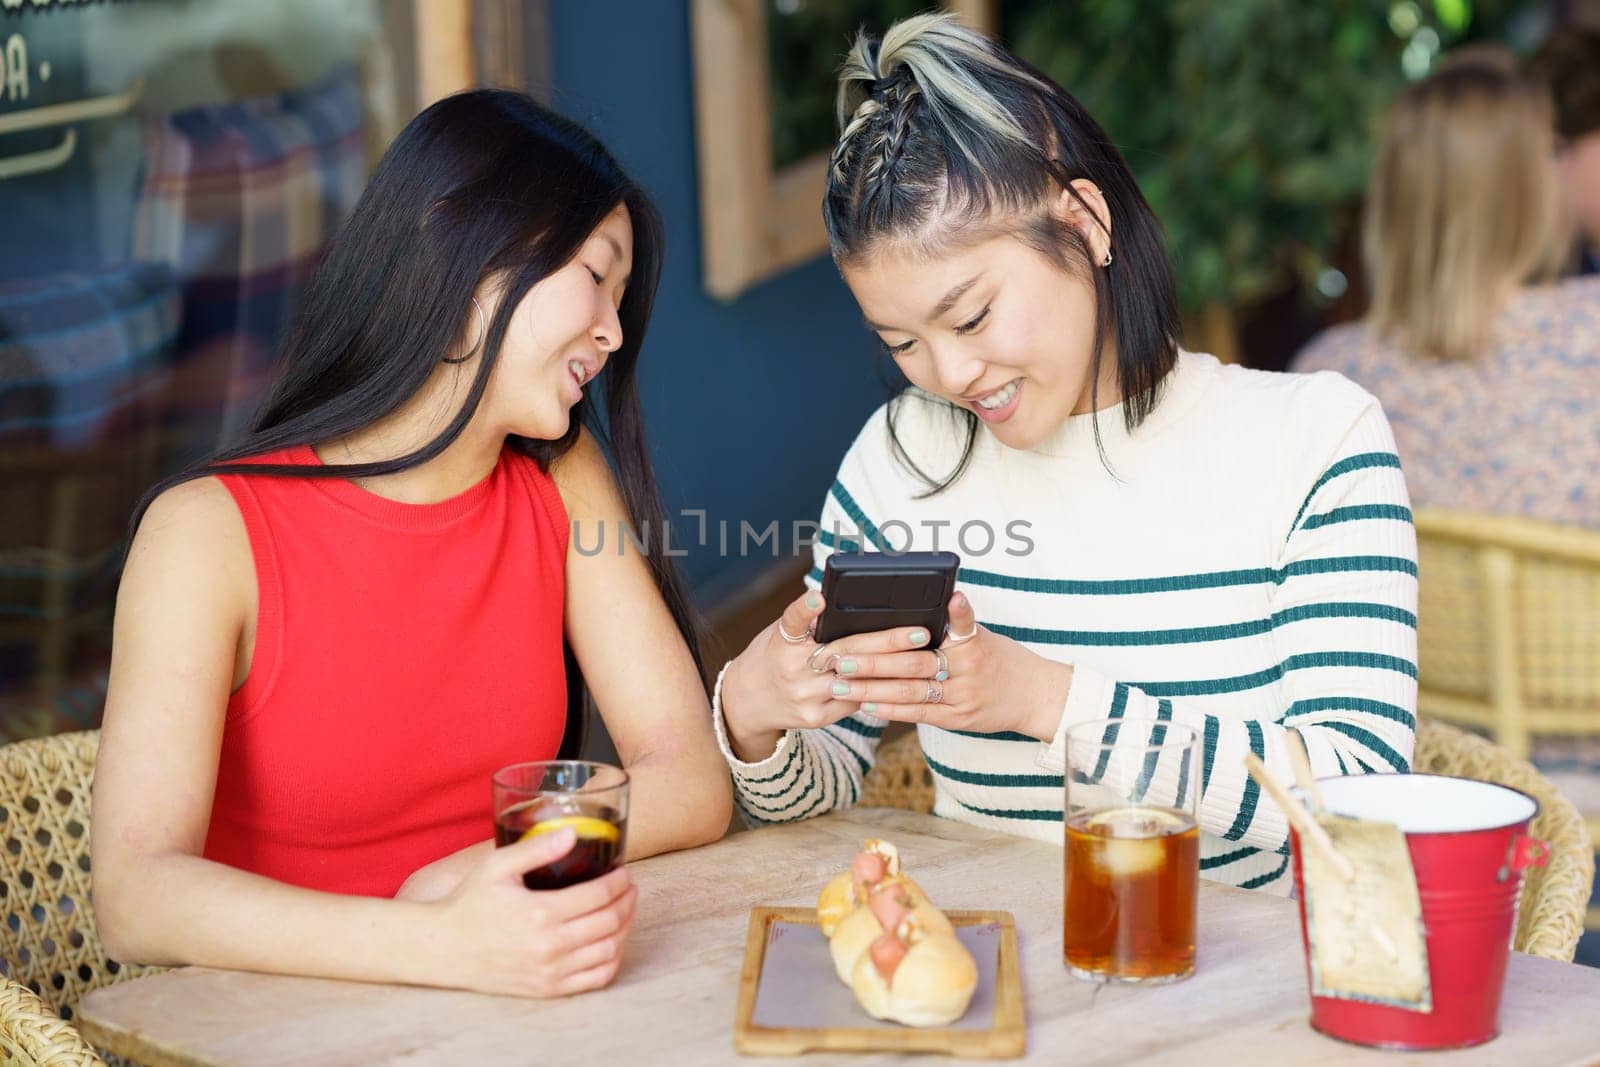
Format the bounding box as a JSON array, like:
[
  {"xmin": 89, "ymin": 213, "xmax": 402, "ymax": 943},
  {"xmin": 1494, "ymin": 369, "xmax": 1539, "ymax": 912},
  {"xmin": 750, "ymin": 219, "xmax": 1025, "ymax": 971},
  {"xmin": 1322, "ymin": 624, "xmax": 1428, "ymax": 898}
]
[
  {"xmin": 824, "ymin": 15, "xmax": 1180, "ymax": 491},
  {"xmin": 132, "ymin": 89, "xmax": 703, "ymax": 679}
]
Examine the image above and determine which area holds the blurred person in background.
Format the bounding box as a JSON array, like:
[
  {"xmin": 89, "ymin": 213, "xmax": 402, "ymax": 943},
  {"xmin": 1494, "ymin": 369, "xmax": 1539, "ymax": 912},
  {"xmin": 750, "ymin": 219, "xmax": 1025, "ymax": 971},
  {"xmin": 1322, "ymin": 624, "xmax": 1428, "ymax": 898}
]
[
  {"xmin": 1528, "ymin": 20, "xmax": 1600, "ymax": 275},
  {"xmin": 1295, "ymin": 47, "xmax": 1600, "ymax": 527}
]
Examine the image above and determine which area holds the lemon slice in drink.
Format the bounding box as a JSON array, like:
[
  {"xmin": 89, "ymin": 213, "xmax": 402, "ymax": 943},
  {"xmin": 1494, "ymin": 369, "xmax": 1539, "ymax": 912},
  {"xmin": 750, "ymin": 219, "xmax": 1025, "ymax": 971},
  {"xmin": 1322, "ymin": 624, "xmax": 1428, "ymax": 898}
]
[
  {"xmin": 1084, "ymin": 808, "xmax": 1187, "ymax": 879},
  {"xmin": 520, "ymin": 815, "xmax": 619, "ymax": 844}
]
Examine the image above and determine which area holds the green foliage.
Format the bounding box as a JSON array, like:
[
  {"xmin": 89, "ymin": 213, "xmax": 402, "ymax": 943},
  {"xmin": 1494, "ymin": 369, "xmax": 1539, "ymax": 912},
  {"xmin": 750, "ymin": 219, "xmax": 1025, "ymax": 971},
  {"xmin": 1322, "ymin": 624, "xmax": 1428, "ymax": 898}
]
[
  {"xmin": 768, "ymin": 0, "xmax": 932, "ymax": 171},
  {"xmin": 1004, "ymin": 0, "xmax": 1522, "ymax": 311}
]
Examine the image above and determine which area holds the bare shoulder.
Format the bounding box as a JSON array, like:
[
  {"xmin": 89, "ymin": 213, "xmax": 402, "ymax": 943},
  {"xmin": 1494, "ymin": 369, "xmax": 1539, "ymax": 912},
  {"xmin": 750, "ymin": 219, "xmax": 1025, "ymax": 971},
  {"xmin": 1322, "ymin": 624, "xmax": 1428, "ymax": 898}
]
[
  {"xmin": 123, "ymin": 476, "xmax": 253, "ymax": 616},
  {"xmin": 139, "ymin": 474, "xmax": 238, "ymax": 526},
  {"xmin": 548, "ymin": 427, "xmax": 624, "ymax": 520},
  {"xmin": 132, "ymin": 476, "xmax": 246, "ymax": 557}
]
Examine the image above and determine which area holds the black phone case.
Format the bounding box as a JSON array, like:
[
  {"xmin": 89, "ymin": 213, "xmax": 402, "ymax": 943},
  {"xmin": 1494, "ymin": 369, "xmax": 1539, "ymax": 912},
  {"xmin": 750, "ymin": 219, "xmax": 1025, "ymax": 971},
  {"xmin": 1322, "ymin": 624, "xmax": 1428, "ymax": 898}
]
[{"xmin": 813, "ymin": 551, "xmax": 960, "ymax": 648}]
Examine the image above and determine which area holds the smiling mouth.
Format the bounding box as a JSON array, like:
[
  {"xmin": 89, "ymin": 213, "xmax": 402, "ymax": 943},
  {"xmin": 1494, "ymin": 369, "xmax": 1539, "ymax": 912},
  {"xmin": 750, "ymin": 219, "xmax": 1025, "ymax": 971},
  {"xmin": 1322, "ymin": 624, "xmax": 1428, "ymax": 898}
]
[
  {"xmin": 973, "ymin": 379, "xmax": 1020, "ymax": 410},
  {"xmin": 966, "ymin": 377, "xmax": 1023, "ymax": 425},
  {"xmin": 568, "ymin": 359, "xmax": 589, "ymax": 388}
]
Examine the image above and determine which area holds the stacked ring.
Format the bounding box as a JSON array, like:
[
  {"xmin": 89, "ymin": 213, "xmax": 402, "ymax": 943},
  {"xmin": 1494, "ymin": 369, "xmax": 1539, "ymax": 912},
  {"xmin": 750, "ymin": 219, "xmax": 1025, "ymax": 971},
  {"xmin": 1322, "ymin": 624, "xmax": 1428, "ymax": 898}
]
[
  {"xmin": 943, "ymin": 624, "xmax": 979, "ymax": 647},
  {"xmin": 923, "ymin": 678, "xmax": 944, "ymax": 704},
  {"xmin": 776, "ymin": 619, "xmax": 812, "ymax": 644},
  {"xmin": 932, "ymin": 648, "xmax": 950, "ymax": 682},
  {"xmin": 807, "ymin": 645, "xmax": 841, "ymax": 674}
]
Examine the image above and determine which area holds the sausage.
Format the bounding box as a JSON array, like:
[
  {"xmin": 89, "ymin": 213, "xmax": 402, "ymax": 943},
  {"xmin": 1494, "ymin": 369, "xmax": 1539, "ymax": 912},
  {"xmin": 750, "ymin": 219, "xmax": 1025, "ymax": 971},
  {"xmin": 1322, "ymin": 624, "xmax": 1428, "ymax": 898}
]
[
  {"xmin": 869, "ymin": 931, "xmax": 909, "ymax": 981},
  {"xmin": 868, "ymin": 884, "xmax": 913, "ymax": 933},
  {"xmin": 851, "ymin": 850, "xmax": 888, "ymax": 895}
]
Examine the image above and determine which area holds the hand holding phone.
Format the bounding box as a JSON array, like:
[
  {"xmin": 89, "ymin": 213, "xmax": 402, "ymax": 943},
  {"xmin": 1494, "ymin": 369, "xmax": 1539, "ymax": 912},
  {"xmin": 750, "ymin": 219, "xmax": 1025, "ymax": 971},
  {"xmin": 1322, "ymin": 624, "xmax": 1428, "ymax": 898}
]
[
  {"xmin": 812, "ymin": 551, "xmax": 960, "ymax": 648},
  {"xmin": 717, "ymin": 550, "xmax": 961, "ymax": 763}
]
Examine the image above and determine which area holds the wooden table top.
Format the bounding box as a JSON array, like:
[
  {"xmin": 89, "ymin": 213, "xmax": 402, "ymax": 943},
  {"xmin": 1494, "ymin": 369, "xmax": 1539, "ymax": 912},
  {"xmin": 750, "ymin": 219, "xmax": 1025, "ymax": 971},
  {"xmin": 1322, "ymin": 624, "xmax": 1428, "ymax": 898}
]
[{"xmin": 79, "ymin": 809, "xmax": 1600, "ymax": 1066}]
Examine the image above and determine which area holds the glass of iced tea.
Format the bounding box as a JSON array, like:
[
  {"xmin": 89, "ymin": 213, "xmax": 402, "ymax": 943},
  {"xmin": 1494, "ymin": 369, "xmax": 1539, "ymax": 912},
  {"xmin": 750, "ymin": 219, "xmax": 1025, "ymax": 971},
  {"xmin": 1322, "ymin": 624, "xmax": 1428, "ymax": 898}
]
[
  {"xmin": 492, "ymin": 760, "xmax": 629, "ymax": 890},
  {"xmin": 1064, "ymin": 719, "xmax": 1199, "ymax": 984}
]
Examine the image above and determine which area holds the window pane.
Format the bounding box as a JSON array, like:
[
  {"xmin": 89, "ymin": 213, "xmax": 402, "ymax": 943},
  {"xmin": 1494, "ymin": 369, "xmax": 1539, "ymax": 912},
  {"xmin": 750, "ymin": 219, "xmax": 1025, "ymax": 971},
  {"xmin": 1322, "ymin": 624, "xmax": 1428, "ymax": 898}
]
[{"xmin": 0, "ymin": 0, "xmax": 413, "ymax": 736}]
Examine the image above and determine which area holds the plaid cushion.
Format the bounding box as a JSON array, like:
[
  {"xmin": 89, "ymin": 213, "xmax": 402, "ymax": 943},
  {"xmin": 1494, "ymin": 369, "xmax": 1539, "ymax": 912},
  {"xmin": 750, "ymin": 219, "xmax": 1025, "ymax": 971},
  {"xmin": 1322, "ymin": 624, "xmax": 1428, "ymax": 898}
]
[
  {"xmin": 133, "ymin": 64, "xmax": 365, "ymax": 465},
  {"xmin": 0, "ymin": 263, "xmax": 180, "ymax": 695},
  {"xmin": 0, "ymin": 263, "xmax": 179, "ymax": 449}
]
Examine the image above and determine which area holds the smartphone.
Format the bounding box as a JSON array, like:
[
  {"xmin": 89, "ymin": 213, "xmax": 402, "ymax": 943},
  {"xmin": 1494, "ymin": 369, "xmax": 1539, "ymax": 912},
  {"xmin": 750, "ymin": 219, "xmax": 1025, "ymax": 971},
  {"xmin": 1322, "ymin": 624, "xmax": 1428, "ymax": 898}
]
[{"xmin": 812, "ymin": 551, "xmax": 960, "ymax": 648}]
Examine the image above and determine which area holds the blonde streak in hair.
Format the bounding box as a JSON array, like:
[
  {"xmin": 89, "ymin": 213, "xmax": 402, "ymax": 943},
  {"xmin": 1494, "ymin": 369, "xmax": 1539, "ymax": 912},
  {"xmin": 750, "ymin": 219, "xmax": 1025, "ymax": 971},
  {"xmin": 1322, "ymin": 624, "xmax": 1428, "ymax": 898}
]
[
  {"xmin": 1536, "ymin": 148, "xmax": 1575, "ymax": 279},
  {"xmin": 1510, "ymin": 89, "xmax": 1571, "ymax": 284},
  {"xmin": 876, "ymin": 14, "xmax": 1035, "ymax": 164},
  {"xmin": 1474, "ymin": 98, "xmax": 1533, "ymax": 314},
  {"xmin": 1426, "ymin": 96, "xmax": 1474, "ymax": 359},
  {"xmin": 1531, "ymin": 124, "xmax": 1573, "ymax": 280},
  {"xmin": 1440, "ymin": 88, "xmax": 1546, "ymax": 358},
  {"xmin": 1360, "ymin": 122, "xmax": 1396, "ymax": 341},
  {"xmin": 1378, "ymin": 96, "xmax": 1456, "ymax": 359},
  {"xmin": 1424, "ymin": 91, "xmax": 1479, "ymax": 360},
  {"xmin": 1366, "ymin": 103, "xmax": 1426, "ymax": 351},
  {"xmin": 1390, "ymin": 137, "xmax": 1426, "ymax": 350},
  {"xmin": 1442, "ymin": 80, "xmax": 1551, "ymax": 359},
  {"xmin": 860, "ymin": 109, "xmax": 896, "ymax": 186},
  {"xmin": 1410, "ymin": 93, "xmax": 1460, "ymax": 358},
  {"xmin": 835, "ymin": 31, "xmax": 882, "ymax": 129},
  {"xmin": 832, "ymin": 98, "xmax": 883, "ymax": 181}
]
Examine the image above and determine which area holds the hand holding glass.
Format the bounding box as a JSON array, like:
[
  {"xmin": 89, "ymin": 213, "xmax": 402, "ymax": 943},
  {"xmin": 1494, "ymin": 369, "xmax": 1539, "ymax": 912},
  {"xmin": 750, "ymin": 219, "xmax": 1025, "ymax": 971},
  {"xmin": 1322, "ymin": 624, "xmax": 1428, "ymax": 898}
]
[{"xmin": 492, "ymin": 760, "xmax": 629, "ymax": 890}]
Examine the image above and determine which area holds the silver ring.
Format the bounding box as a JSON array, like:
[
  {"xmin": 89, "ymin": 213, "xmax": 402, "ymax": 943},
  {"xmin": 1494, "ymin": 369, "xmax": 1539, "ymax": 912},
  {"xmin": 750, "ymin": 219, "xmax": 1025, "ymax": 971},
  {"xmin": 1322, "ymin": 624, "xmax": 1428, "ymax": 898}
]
[
  {"xmin": 943, "ymin": 624, "xmax": 979, "ymax": 647},
  {"xmin": 932, "ymin": 647, "xmax": 949, "ymax": 682},
  {"xmin": 776, "ymin": 619, "xmax": 812, "ymax": 644},
  {"xmin": 807, "ymin": 644, "xmax": 841, "ymax": 675},
  {"xmin": 923, "ymin": 678, "xmax": 943, "ymax": 704}
]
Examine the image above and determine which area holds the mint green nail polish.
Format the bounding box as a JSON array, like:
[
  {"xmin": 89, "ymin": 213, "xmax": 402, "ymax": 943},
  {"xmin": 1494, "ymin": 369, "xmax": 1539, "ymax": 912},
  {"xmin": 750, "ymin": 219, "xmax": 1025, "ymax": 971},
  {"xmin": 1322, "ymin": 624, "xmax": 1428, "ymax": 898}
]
[
  {"xmin": 839, "ymin": 658, "xmax": 859, "ymax": 674},
  {"xmin": 805, "ymin": 594, "xmax": 821, "ymax": 609},
  {"xmin": 863, "ymin": 702, "xmax": 878, "ymax": 713},
  {"xmin": 832, "ymin": 682, "xmax": 851, "ymax": 696},
  {"xmin": 908, "ymin": 629, "xmax": 928, "ymax": 645}
]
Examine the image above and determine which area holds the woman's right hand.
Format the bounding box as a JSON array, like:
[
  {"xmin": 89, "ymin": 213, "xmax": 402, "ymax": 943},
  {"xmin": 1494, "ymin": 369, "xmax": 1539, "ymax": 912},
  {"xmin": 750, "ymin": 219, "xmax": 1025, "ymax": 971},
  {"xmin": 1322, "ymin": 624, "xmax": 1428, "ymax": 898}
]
[
  {"xmin": 431, "ymin": 828, "xmax": 638, "ymax": 998},
  {"xmin": 719, "ymin": 590, "xmax": 942, "ymax": 761}
]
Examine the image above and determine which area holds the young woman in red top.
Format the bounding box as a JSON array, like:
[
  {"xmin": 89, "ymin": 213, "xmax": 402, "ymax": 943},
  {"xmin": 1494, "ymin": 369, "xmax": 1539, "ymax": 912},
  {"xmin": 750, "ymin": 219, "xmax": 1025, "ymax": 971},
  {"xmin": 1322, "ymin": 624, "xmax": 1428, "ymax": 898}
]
[{"xmin": 91, "ymin": 91, "xmax": 732, "ymax": 999}]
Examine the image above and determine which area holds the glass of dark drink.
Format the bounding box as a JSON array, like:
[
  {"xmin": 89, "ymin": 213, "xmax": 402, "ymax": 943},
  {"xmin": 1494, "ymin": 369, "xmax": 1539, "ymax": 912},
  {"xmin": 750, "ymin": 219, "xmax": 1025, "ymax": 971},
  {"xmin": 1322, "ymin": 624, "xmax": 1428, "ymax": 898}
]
[
  {"xmin": 1064, "ymin": 720, "xmax": 1200, "ymax": 984},
  {"xmin": 492, "ymin": 760, "xmax": 629, "ymax": 890}
]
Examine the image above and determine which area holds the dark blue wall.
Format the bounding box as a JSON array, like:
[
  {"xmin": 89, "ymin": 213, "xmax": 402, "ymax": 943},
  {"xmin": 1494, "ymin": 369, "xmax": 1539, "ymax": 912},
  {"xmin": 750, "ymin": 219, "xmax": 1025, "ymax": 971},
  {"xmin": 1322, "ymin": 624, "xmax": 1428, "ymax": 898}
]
[{"xmin": 545, "ymin": 4, "xmax": 891, "ymax": 602}]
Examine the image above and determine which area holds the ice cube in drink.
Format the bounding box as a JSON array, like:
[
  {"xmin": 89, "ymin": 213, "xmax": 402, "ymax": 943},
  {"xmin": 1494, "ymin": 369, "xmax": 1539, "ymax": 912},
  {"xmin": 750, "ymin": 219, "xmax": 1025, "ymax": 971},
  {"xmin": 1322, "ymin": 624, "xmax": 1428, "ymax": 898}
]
[{"xmin": 1064, "ymin": 805, "xmax": 1199, "ymax": 983}]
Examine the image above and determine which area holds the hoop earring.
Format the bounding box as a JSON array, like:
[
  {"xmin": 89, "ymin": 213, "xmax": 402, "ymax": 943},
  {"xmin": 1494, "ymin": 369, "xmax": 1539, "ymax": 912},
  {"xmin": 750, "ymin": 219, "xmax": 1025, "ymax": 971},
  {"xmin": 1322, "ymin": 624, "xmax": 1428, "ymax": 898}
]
[{"xmin": 442, "ymin": 297, "xmax": 486, "ymax": 364}]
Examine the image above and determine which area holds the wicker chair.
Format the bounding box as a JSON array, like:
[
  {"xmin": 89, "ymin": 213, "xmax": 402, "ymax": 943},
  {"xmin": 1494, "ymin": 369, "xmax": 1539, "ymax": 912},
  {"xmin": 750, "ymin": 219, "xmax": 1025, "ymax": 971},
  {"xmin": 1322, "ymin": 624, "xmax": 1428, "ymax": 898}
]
[
  {"xmin": 1413, "ymin": 718, "xmax": 1594, "ymax": 962},
  {"xmin": 0, "ymin": 730, "xmax": 159, "ymax": 1066},
  {"xmin": 1414, "ymin": 508, "xmax": 1600, "ymax": 760},
  {"xmin": 858, "ymin": 725, "xmax": 936, "ymax": 814},
  {"xmin": 860, "ymin": 720, "xmax": 1593, "ymax": 962}
]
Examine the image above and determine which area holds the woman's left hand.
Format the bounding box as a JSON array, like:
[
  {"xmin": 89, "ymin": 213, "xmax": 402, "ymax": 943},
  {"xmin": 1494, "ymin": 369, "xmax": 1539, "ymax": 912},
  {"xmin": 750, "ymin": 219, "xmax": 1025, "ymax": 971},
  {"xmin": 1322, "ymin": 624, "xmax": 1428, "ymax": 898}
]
[{"xmin": 830, "ymin": 591, "xmax": 1073, "ymax": 742}]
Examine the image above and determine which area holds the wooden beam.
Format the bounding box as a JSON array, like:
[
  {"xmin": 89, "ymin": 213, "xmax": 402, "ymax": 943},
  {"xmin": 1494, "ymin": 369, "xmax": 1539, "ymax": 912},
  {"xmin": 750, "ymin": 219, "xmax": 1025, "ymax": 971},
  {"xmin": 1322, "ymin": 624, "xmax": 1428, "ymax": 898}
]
[{"xmin": 414, "ymin": 0, "xmax": 476, "ymax": 107}]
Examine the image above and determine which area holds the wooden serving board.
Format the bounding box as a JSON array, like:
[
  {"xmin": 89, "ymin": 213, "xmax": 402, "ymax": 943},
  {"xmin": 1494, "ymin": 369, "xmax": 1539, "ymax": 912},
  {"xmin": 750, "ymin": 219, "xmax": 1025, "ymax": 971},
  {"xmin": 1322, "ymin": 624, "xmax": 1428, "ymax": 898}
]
[{"xmin": 733, "ymin": 906, "xmax": 1024, "ymax": 1058}]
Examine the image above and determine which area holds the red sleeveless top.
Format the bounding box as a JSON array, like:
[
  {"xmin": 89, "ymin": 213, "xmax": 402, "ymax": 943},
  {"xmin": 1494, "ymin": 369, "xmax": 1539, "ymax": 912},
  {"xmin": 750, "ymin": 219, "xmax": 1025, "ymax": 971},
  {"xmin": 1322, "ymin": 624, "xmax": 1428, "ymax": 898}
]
[{"xmin": 204, "ymin": 444, "xmax": 568, "ymax": 897}]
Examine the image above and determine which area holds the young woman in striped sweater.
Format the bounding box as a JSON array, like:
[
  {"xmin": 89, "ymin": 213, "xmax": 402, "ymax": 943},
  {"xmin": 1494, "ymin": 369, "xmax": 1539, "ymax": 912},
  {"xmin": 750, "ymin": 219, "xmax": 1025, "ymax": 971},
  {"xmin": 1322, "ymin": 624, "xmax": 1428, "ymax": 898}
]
[{"xmin": 714, "ymin": 15, "xmax": 1418, "ymax": 893}]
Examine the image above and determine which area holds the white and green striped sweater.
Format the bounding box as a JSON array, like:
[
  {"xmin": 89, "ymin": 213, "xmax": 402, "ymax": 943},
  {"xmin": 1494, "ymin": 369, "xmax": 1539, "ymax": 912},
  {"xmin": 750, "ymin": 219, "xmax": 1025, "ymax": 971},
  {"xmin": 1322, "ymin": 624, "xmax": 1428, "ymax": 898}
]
[{"xmin": 713, "ymin": 352, "xmax": 1418, "ymax": 893}]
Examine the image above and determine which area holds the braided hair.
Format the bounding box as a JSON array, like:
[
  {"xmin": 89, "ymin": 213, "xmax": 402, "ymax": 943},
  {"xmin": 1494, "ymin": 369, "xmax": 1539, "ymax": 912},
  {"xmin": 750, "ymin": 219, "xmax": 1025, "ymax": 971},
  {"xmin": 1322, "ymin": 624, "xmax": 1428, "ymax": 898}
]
[{"xmin": 823, "ymin": 14, "xmax": 1179, "ymax": 490}]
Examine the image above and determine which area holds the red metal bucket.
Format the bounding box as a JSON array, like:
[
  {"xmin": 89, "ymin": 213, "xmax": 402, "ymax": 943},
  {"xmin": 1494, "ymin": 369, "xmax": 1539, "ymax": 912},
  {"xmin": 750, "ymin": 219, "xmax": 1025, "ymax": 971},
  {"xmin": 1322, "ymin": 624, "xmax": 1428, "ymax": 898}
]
[{"xmin": 1289, "ymin": 774, "xmax": 1548, "ymax": 1051}]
